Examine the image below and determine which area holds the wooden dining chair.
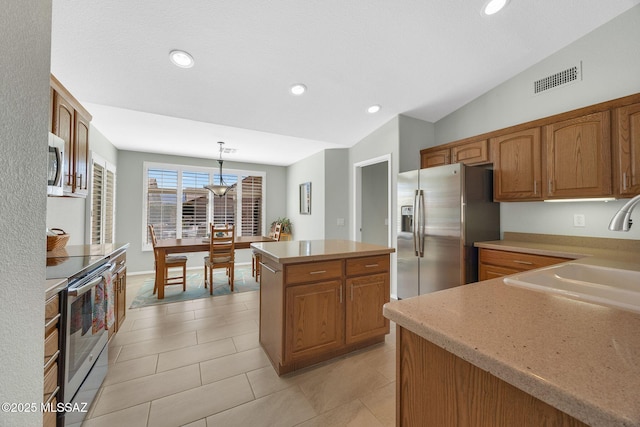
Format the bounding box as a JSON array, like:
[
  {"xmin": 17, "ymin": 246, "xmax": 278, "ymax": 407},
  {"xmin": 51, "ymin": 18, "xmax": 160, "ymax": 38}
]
[
  {"xmin": 252, "ymin": 223, "xmax": 282, "ymax": 282},
  {"xmin": 148, "ymin": 224, "xmax": 187, "ymax": 295},
  {"xmin": 204, "ymin": 224, "xmax": 235, "ymax": 293}
]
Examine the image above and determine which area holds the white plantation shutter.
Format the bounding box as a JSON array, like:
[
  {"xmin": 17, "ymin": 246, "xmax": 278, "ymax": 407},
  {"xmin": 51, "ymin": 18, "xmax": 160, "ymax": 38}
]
[
  {"xmin": 143, "ymin": 162, "xmax": 265, "ymax": 248},
  {"xmin": 90, "ymin": 156, "xmax": 116, "ymax": 245},
  {"xmin": 147, "ymin": 168, "xmax": 178, "ymax": 243},
  {"xmin": 182, "ymin": 171, "xmax": 210, "ymax": 237},
  {"xmin": 241, "ymin": 176, "xmax": 262, "ymax": 236}
]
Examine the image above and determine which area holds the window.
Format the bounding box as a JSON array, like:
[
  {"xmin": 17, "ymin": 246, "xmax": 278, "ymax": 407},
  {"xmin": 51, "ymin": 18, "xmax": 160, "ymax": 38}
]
[
  {"xmin": 143, "ymin": 162, "xmax": 265, "ymax": 249},
  {"xmin": 90, "ymin": 154, "xmax": 116, "ymax": 244}
]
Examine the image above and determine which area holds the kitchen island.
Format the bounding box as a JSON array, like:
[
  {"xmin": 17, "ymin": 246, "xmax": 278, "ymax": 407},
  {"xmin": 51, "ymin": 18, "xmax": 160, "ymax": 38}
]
[
  {"xmin": 251, "ymin": 239, "xmax": 395, "ymax": 375},
  {"xmin": 384, "ymin": 250, "xmax": 640, "ymax": 427}
]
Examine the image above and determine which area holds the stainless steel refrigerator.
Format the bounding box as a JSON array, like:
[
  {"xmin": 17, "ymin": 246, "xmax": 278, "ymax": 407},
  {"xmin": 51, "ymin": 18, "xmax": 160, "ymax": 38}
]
[{"xmin": 397, "ymin": 163, "xmax": 500, "ymax": 299}]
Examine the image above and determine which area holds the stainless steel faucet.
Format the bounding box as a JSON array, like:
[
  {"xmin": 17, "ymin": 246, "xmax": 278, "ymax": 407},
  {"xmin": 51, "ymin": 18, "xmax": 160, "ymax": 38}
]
[{"xmin": 608, "ymin": 194, "xmax": 640, "ymax": 231}]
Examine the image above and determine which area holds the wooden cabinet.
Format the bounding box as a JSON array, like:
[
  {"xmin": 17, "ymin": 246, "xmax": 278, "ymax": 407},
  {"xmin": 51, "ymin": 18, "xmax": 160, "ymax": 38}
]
[
  {"xmin": 110, "ymin": 249, "xmax": 127, "ymax": 335},
  {"xmin": 421, "ymin": 140, "xmax": 489, "ymax": 169},
  {"xmin": 421, "ymin": 147, "xmax": 450, "ymax": 168},
  {"xmin": 396, "ymin": 327, "xmax": 588, "ymax": 427},
  {"xmin": 543, "ymin": 112, "xmax": 611, "ymax": 199},
  {"xmin": 491, "ymin": 128, "xmax": 542, "ymax": 201},
  {"xmin": 613, "ymin": 102, "xmax": 640, "ymax": 196},
  {"xmin": 260, "ymin": 253, "xmax": 391, "ymax": 375},
  {"xmin": 478, "ymin": 248, "xmax": 571, "ymax": 281},
  {"xmin": 51, "ymin": 75, "xmax": 92, "ymax": 197},
  {"xmin": 43, "ymin": 293, "xmax": 61, "ymax": 427}
]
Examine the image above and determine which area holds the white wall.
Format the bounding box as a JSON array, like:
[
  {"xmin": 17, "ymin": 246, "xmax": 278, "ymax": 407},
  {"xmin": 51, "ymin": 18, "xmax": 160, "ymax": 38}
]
[
  {"xmin": 324, "ymin": 149, "xmax": 350, "ymax": 239},
  {"xmin": 398, "ymin": 115, "xmax": 435, "ymax": 173},
  {"xmin": 286, "ymin": 150, "xmax": 326, "ymax": 240},
  {"xmin": 433, "ymin": 5, "xmax": 640, "ymax": 241},
  {"xmin": 0, "ymin": 2, "xmax": 51, "ymax": 425}
]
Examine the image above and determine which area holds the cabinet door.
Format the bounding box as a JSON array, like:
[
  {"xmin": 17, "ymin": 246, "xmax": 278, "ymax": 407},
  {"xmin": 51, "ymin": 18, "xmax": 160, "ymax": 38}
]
[
  {"xmin": 116, "ymin": 267, "xmax": 127, "ymax": 332},
  {"xmin": 52, "ymin": 91, "xmax": 75, "ymax": 193},
  {"xmin": 544, "ymin": 112, "xmax": 612, "ymax": 198},
  {"xmin": 345, "ymin": 273, "xmax": 389, "ymax": 344},
  {"xmin": 491, "ymin": 128, "xmax": 542, "ymax": 201},
  {"xmin": 614, "ymin": 103, "xmax": 640, "ymax": 196},
  {"xmin": 421, "ymin": 147, "xmax": 450, "ymax": 168},
  {"xmin": 285, "ymin": 280, "xmax": 343, "ymax": 362},
  {"xmin": 452, "ymin": 139, "xmax": 489, "ymax": 165},
  {"xmin": 74, "ymin": 113, "xmax": 91, "ymax": 196}
]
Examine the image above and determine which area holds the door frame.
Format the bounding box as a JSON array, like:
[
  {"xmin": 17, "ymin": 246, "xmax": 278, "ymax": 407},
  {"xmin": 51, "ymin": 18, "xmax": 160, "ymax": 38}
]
[{"xmin": 352, "ymin": 154, "xmax": 392, "ymax": 246}]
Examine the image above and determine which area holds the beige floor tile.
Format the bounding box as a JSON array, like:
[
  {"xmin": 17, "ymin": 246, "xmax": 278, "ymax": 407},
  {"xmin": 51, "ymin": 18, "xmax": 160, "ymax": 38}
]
[
  {"xmin": 193, "ymin": 302, "xmax": 250, "ymax": 319},
  {"xmin": 164, "ymin": 299, "xmax": 197, "ymax": 315},
  {"xmin": 130, "ymin": 310, "xmax": 196, "ymax": 331},
  {"xmin": 107, "ymin": 345, "xmax": 122, "ymax": 365},
  {"xmin": 182, "ymin": 419, "xmax": 207, "ymax": 427},
  {"xmin": 92, "ymin": 364, "xmax": 201, "ymax": 417},
  {"xmin": 297, "ymin": 399, "xmax": 384, "ymax": 427},
  {"xmin": 360, "ymin": 381, "xmax": 396, "ymax": 427},
  {"xmin": 200, "ymin": 347, "xmax": 270, "ymax": 384},
  {"xmin": 296, "ymin": 353, "xmax": 391, "ymax": 414},
  {"xmin": 102, "ymin": 354, "xmax": 158, "ymax": 386},
  {"xmin": 117, "ymin": 331, "xmax": 198, "ymax": 362},
  {"xmin": 82, "ymin": 402, "xmax": 150, "ymax": 427},
  {"xmin": 245, "ymin": 366, "xmax": 299, "ymax": 399},
  {"xmin": 196, "ymin": 319, "xmax": 258, "ymax": 344},
  {"xmin": 224, "ymin": 308, "xmax": 259, "ymax": 324},
  {"xmin": 232, "ymin": 331, "xmax": 260, "ymax": 352},
  {"xmin": 147, "ymin": 374, "xmax": 254, "ymax": 427},
  {"xmin": 157, "ymin": 338, "xmax": 237, "ymax": 372},
  {"xmin": 206, "ymin": 385, "xmax": 316, "ymax": 427}
]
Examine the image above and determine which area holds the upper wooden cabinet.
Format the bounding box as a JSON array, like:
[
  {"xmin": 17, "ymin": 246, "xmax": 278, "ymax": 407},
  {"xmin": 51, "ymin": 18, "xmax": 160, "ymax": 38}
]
[
  {"xmin": 613, "ymin": 102, "xmax": 640, "ymax": 196},
  {"xmin": 51, "ymin": 75, "xmax": 92, "ymax": 197},
  {"xmin": 491, "ymin": 128, "xmax": 542, "ymax": 201},
  {"xmin": 543, "ymin": 111, "xmax": 611, "ymax": 199},
  {"xmin": 421, "ymin": 139, "xmax": 489, "ymax": 169}
]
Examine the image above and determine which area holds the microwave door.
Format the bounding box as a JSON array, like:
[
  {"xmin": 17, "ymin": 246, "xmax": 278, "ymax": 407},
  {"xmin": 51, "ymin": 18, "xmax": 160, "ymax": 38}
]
[{"xmin": 48, "ymin": 146, "xmax": 61, "ymax": 186}]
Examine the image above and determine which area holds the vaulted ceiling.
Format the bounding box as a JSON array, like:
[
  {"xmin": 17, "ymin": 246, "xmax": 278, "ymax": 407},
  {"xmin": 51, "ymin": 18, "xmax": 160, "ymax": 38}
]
[{"xmin": 51, "ymin": 0, "xmax": 640, "ymax": 165}]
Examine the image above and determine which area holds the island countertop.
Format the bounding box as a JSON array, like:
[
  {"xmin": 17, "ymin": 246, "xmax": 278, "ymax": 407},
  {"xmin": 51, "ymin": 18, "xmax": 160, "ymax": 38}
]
[
  {"xmin": 384, "ymin": 256, "xmax": 640, "ymax": 427},
  {"xmin": 250, "ymin": 239, "xmax": 395, "ymax": 264}
]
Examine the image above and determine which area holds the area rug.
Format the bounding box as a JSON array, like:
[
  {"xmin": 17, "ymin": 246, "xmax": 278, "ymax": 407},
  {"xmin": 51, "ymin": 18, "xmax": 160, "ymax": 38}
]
[{"xmin": 129, "ymin": 265, "xmax": 259, "ymax": 309}]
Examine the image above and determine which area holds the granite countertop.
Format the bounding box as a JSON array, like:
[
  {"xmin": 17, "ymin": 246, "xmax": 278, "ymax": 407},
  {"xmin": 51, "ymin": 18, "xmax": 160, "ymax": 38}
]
[
  {"xmin": 385, "ymin": 234, "xmax": 640, "ymax": 426},
  {"xmin": 45, "ymin": 277, "xmax": 67, "ymax": 300},
  {"xmin": 250, "ymin": 239, "xmax": 395, "ymax": 264},
  {"xmin": 46, "ymin": 242, "xmax": 130, "ymax": 258}
]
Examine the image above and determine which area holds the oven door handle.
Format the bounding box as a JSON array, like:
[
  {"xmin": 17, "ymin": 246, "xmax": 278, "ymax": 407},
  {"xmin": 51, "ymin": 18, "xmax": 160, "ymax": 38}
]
[{"xmin": 68, "ymin": 275, "xmax": 103, "ymax": 297}]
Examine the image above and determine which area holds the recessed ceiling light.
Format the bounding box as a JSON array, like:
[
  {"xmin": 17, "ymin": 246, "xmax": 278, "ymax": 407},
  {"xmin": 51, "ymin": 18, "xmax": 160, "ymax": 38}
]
[
  {"xmin": 290, "ymin": 84, "xmax": 307, "ymax": 96},
  {"xmin": 483, "ymin": 0, "xmax": 509, "ymax": 15},
  {"xmin": 367, "ymin": 105, "xmax": 381, "ymax": 114},
  {"xmin": 169, "ymin": 50, "xmax": 194, "ymax": 68}
]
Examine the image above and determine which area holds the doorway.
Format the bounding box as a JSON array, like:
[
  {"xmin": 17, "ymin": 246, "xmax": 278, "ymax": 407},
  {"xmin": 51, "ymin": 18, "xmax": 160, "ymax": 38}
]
[{"xmin": 353, "ymin": 154, "xmax": 392, "ymax": 246}]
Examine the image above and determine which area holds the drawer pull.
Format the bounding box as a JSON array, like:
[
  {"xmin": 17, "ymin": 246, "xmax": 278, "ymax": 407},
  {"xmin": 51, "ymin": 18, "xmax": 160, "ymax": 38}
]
[
  {"xmin": 44, "ymin": 350, "xmax": 60, "ymax": 372},
  {"xmin": 309, "ymin": 270, "xmax": 327, "ymax": 275},
  {"xmin": 513, "ymin": 260, "xmax": 534, "ymax": 265},
  {"xmin": 364, "ymin": 264, "xmax": 379, "ymax": 268},
  {"xmin": 44, "ymin": 313, "xmax": 61, "ymax": 332},
  {"xmin": 44, "ymin": 386, "xmax": 60, "ymax": 406}
]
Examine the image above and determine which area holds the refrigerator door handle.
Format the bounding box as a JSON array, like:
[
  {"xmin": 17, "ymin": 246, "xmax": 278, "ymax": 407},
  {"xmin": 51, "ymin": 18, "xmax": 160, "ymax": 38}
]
[
  {"xmin": 413, "ymin": 190, "xmax": 420, "ymax": 256},
  {"xmin": 418, "ymin": 190, "xmax": 426, "ymax": 257}
]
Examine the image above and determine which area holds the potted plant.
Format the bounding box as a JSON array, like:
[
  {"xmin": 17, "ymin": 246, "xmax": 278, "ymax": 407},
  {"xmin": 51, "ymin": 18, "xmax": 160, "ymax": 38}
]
[{"xmin": 271, "ymin": 217, "xmax": 292, "ymax": 236}]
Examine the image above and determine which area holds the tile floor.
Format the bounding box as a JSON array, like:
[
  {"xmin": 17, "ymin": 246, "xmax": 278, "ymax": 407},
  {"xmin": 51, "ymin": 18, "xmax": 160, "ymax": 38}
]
[{"xmin": 82, "ymin": 270, "xmax": 397, "ymax": 427}]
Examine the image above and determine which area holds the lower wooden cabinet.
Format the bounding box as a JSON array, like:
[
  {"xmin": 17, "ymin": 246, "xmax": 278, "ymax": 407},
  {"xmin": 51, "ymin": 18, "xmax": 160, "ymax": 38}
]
[
  {"xmin": 43, "ymin": 293, "xmax": 61, "ymax": 427},
  {"xmin": 110, "ymin": 249, "xmax": 127, "ymax": 335},
  {"xmin": 478, "ymin": 248, "xmax": 571, "ymax": 281},
  {"xmin": 396, "ymin": 327, "xmax": 588, "ymax": 427},
  {"xmin": 260, "ymin": 253, "xmax": 390, "ymax": 375}
]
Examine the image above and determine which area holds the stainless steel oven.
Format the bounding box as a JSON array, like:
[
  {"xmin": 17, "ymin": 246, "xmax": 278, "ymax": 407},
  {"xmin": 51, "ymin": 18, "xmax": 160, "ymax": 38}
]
[{"xmin": 63, "ymin": 261, "xmax": 113, "ymax": 426}]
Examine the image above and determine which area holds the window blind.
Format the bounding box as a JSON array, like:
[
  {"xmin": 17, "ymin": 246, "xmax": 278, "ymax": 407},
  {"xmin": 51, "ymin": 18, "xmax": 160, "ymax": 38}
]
[
  {"xmin": 147, "ymin": 168, "xmax": 178, "ymax": 242},
  {"xmin": 241, "ymin": 176, "xmax": 262, "ymax": 236},
  {"xmin": 91, "ymin": 163, "xmax": 104, "ymax": 244},
  {"xmin": 182, "ymin": 171, "xmax": 210, "ymax": 238}
]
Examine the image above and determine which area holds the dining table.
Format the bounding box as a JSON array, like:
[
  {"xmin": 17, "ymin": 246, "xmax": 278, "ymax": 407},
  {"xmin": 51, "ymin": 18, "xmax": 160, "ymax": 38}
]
[{"xmin": 153, "ymin": 235, "xmax": 275, "ymax": 299}]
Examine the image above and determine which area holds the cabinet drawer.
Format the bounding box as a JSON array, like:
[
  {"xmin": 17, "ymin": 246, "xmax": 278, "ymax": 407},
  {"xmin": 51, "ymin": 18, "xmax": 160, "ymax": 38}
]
[
  {"xmin": 112, "ymin": 250, "xmax": 127, "ymax": 270},
  {"xmin": 45, "ymin": 294, "xmax": 59, "ymax": 321},
  {"xmin": 479, "ymin": 263, "xmax": 520, "ymax": 281},
  {"xmin": 44, "ymin": 329, "xmax": 59, "ymax": 361},
  {"xmin": 346, "ymin": 255, "xmax": 389, "ymax": 277},
  {"xmin": 479, "ymin": 249, "xmax": 570, "ymax": 271},
  {"xmin": 286, "ymin": 260, "xmax": 342, "ymax": 285},
  {"xmin": 43, "ymin": 362, "xmax": 58, "ymax": 398}
]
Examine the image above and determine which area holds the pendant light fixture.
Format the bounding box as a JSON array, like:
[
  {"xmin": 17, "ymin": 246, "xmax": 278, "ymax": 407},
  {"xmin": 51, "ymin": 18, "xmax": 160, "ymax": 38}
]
[{"xmin": 204, "ymin": 141, "xmax": 232, "ymax": 197}]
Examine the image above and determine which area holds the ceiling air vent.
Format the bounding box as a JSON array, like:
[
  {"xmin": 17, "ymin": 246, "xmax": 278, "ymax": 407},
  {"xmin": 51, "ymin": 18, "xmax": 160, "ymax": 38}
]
[{"xmin": 533, "ymin": 62, "xmax": 582, "ymax": 94}]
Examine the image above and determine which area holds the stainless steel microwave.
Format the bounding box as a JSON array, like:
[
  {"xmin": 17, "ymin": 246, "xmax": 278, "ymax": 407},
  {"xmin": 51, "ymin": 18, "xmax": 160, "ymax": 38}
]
[{"xmin": 48, "ymin": 132, "xmax": 65, "ymax": 196}]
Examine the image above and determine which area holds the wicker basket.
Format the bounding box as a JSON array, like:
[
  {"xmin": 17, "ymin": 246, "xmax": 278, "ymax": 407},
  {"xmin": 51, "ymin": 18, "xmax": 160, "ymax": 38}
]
[{"xmin": 47, "ymin": 228, "xmax": 70, "ymax": 251}]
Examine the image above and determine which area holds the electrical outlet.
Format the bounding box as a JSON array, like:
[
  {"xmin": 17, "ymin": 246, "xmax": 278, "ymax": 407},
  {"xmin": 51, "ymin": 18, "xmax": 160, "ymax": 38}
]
[{"xmin": 573, "ymin": 214, "xmax": 586, "ymax": 227}]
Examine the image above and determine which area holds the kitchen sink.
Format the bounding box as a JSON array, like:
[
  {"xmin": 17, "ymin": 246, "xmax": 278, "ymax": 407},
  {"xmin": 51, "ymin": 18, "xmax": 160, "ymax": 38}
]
[{"xmin": 504, "ymin": 262, "xmax": 640, "ymax": 313}]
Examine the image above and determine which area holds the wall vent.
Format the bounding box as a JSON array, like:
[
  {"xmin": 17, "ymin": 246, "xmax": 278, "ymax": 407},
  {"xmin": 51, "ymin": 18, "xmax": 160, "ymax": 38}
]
[{"xmin": 533, "ymin": 62, "xmax": 582, "ymax": 94}]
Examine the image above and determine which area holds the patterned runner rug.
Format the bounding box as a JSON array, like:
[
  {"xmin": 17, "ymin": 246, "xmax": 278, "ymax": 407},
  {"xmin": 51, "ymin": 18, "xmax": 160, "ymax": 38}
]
[{"xmin": 129, "ymin": 265, "xmax": 258, "ymax": 309}]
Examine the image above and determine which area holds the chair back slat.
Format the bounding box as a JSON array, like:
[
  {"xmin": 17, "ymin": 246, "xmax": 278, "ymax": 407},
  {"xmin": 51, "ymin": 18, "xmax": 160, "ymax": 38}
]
[{"xmin": 209, "ymin": 224, "xmax": 235, "ymax": 262}]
